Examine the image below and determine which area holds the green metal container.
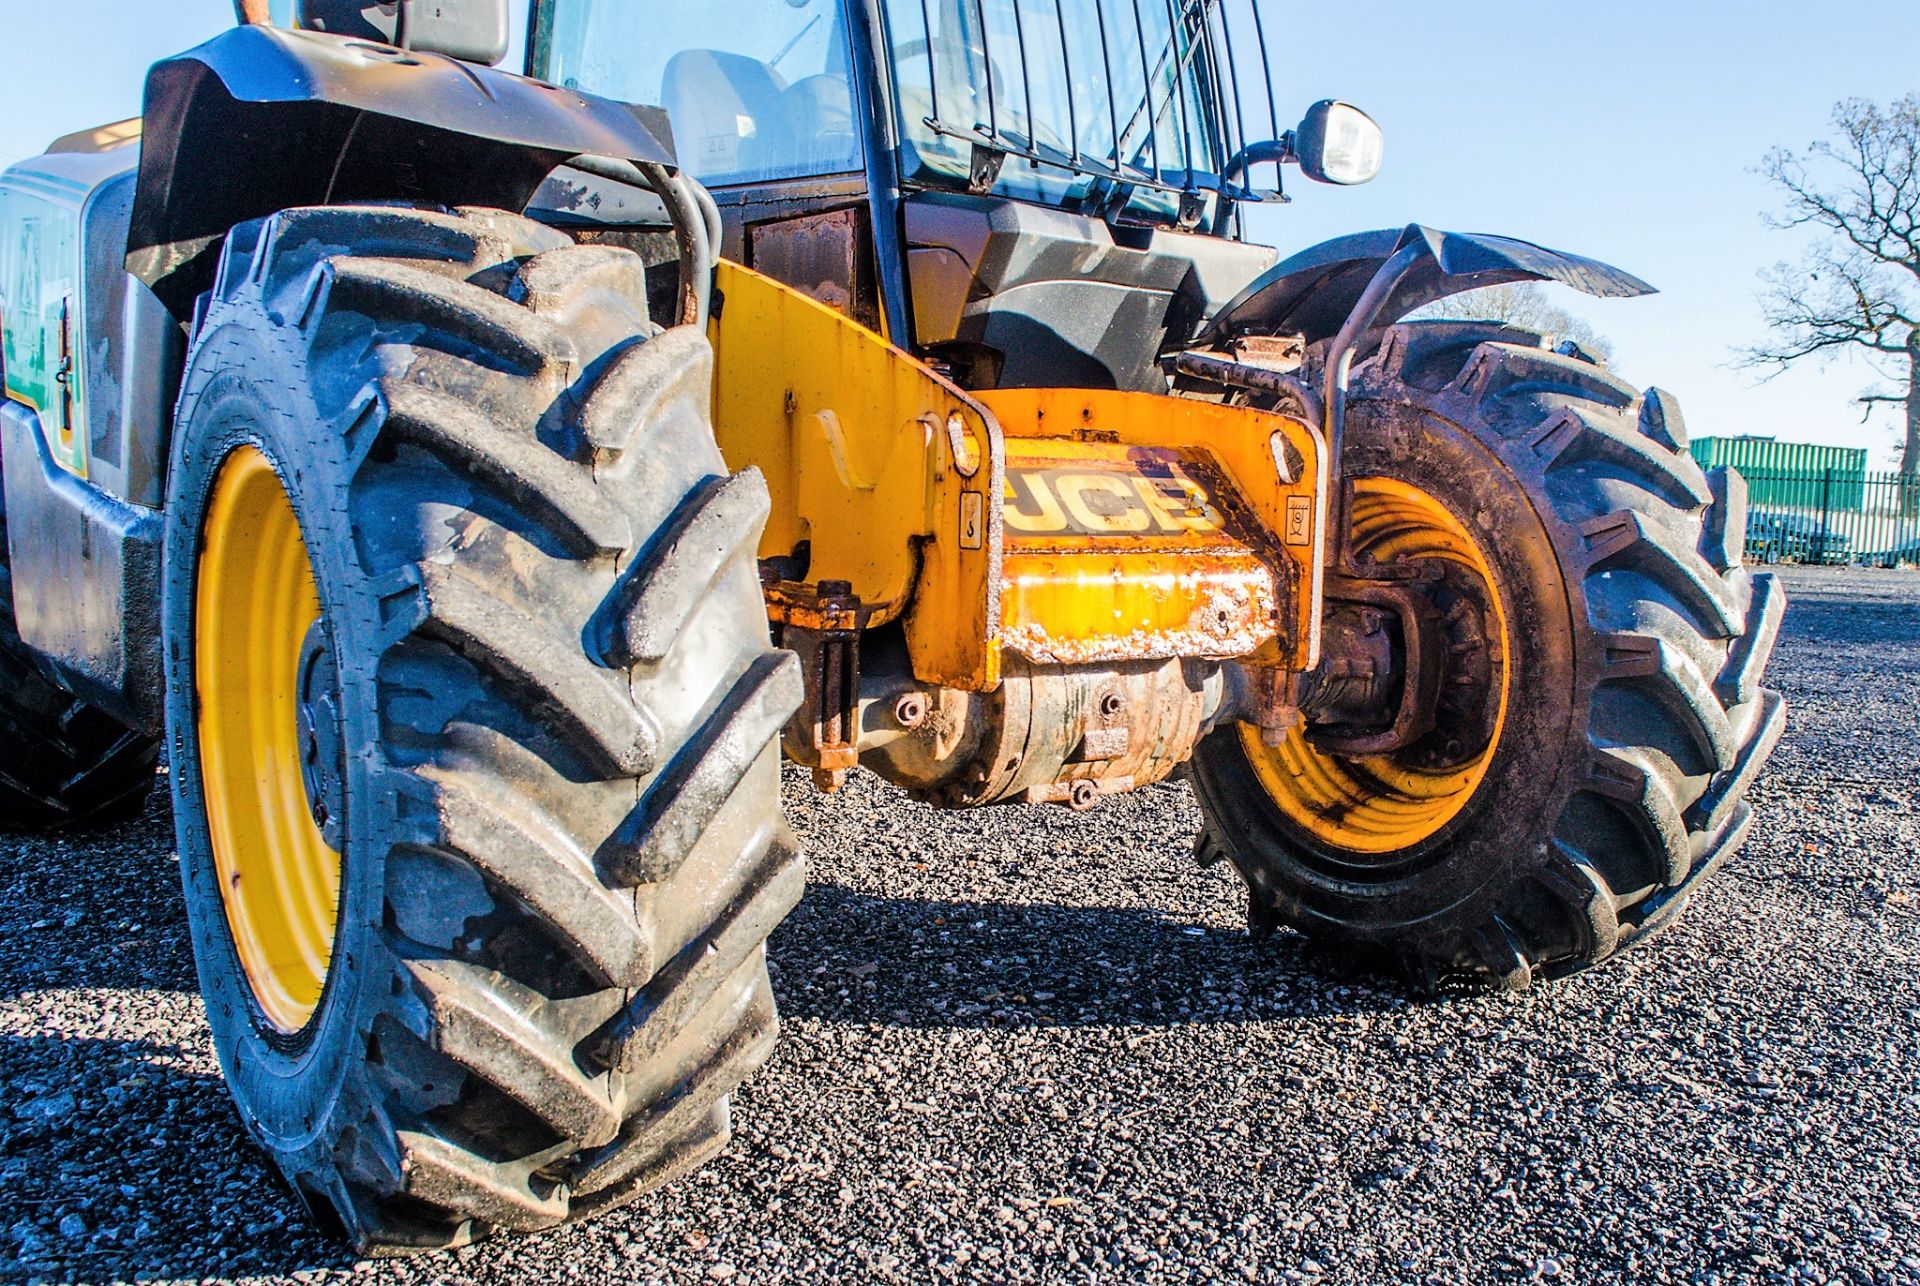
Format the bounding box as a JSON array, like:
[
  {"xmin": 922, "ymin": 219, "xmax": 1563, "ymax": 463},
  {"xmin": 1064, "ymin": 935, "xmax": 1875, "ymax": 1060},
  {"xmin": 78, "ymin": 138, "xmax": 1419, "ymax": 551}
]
[{"xmin": 1691, "ymin": 436, "xmax": 1867, "ymax": 510}]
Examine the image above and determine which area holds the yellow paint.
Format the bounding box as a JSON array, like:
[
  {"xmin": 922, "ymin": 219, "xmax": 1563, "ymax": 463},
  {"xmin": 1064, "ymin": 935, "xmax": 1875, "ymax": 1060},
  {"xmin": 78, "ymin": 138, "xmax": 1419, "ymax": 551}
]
[
  {"xmin": 709, "ymin": 260, "xmax": 1004, "ymax": 689},
  {"xmin": 195, "ymin": 446, "xmax": 340, "ymax": 1033},
  {"xmin": 708, "ymin": 273, "xmax": 1328, "ymax": 686},
  {"xmin": 1241, "ymin": 476, "xmax": 1512, "ymax": 854},
  {"xmin": 988, "ymin": 435, "xmax": 1280, "ymax": 664},
  {"xmin": 980, "ymin": 390, "xmax": 1326, "ymax": 671},
  {"xmin": 998, "ymin": 552, "xmax": 1278, "ymax": 665}
]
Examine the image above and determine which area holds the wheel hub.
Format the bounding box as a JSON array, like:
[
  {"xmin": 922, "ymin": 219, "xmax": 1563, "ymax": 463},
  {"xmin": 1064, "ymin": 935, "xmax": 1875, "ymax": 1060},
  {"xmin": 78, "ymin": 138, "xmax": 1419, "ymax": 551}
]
[
  {"xmin": 295, "ymin": 620, "xmax": 346, "ymax": 850},
  {"xmin": 1240, "ymin": 475, "xmax": 1512, "ymax": 858}
]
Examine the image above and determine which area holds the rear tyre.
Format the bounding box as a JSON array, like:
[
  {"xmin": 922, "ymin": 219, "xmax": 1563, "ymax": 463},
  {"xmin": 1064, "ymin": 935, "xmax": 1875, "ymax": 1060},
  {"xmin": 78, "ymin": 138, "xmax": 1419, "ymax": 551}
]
[
  {"xmin": 1191, "ymin": 322, "xmax": 1786, "ymax": 988},
  {"xmin": 164, "ymin": 205, "xmax": 802, "ymax": 1251},
  {"xmin": 0, "ymin": 536, "xmax": 157, "ymax": 831}
]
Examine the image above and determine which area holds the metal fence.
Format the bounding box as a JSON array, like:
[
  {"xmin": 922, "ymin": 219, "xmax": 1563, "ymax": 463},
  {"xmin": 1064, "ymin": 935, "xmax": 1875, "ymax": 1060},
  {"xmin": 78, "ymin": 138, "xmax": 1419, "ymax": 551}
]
[{"xmin": 1737, "ymin": 468, "xmax": 1920, "ymax": 568}]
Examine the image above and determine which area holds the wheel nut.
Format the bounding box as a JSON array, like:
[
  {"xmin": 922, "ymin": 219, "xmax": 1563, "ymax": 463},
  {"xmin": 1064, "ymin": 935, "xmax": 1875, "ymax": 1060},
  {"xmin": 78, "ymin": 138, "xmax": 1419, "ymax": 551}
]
[{"xmin": 894, "ymin": 693, "xmax": 929, "ymax": 729}]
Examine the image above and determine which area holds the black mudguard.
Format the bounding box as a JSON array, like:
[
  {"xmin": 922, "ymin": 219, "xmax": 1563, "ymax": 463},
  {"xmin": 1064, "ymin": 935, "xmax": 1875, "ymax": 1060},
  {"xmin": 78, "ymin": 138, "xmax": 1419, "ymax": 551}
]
[
  {"xmin": 128, "ymin": 24, "xmax": 679, "ymax": 317},
  {"xmin": 1201, "ymin": 223, "xmax": 1654, "ymax": 347}
]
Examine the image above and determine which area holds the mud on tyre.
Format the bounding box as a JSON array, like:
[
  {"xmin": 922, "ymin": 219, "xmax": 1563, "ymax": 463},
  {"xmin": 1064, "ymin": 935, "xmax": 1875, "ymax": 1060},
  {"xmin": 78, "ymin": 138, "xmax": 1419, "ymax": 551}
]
[
  {"xmin": 1191, "ymin": 321, "xmax": 1786, "ymax": 989},
  {"xmin": 164, "ymin": 204, "xmax": 802, "ymax": 1250}
]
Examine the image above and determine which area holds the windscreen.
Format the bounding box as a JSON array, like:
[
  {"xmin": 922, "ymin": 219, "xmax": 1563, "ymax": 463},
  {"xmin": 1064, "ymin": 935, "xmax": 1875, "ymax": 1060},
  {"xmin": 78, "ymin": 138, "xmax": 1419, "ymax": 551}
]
[
  {"xmin": 885, "ymin": 0, "xmax": 1282, "ymax": 222},
  {"xmin": 541, "ymin": 0, "xmax": 865, "ymax": 188}
]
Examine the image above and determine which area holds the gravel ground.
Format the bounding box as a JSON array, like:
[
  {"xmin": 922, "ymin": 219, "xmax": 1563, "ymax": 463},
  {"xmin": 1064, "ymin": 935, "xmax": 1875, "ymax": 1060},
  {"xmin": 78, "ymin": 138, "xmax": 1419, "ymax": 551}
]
[{"xmin": 3, "ymin": 565, "xmax": 1917, "ymax": 1286}]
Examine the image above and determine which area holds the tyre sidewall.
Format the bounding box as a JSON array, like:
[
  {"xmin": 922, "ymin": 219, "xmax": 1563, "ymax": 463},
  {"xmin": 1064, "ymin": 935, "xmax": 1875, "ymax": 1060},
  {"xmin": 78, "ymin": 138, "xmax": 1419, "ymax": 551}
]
[
  {"xmin": 1195, "ymin": 396, "xmax": 1585, "ymax": 935},
  {"xmin": 164, "ymin": 315, "xmax": 388, "ymax": 1158}
]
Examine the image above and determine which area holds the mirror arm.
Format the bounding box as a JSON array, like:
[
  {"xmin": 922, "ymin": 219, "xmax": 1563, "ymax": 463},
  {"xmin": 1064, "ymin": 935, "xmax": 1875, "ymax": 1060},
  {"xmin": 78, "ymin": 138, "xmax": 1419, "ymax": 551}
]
[{"xmin": 1209, "ymin": 135, "xmax": 1292, "ymax": 235}]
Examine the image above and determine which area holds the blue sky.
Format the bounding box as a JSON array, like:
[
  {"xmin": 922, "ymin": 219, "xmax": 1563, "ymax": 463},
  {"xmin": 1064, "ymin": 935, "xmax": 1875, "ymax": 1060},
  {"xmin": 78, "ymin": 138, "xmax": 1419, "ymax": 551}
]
[{"xmin": 4, "ymin": 2, "xmax": 1916, "ymax": 466}]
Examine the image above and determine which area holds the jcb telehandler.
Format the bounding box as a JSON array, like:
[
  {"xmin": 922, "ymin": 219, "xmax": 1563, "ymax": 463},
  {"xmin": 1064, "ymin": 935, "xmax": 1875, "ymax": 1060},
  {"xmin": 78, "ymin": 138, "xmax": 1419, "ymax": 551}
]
[{"xmin": 0, "ymin": 0, "xmax": 1783, "ymax": 1251}]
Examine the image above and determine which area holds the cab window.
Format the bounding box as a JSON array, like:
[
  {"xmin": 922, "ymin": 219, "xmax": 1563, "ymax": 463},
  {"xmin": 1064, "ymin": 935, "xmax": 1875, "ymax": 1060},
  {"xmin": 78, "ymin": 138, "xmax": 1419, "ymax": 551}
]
[
  {"xmin": 541, "ymin": 0, "xmax": 864, "ymax": 188},
  {"xmin": 885, "ymin": 0, "xmax": 1222, "ymax": 225}
]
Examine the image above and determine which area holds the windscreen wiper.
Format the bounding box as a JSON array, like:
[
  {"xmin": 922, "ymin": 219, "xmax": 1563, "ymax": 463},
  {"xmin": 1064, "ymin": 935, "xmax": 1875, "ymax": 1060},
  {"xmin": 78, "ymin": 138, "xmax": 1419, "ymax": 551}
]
[{"xmin": 770, "ymin": 14, "xmax": 823, "ymax": 70}]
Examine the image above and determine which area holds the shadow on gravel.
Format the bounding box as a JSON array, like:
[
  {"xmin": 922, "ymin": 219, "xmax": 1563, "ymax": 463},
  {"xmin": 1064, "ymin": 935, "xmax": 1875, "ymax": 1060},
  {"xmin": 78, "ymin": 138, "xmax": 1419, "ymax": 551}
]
[
  {"xmin": 0, "ymin": 1032, "xmax": 351, "ymax": 1283},
  {"xmin": 770, "ymin": 881, "xmax": 1420, "ymax": 1030},
  {"xmin": 0, "ymin": 788, "xmax": 350, "ymax": 1283},
  {"xmin": 0, "ymin": 795, "xmax": 196, "ymax": 1004},
  {"xmin": 0, "ymin": 919, "xmax": 196, "ymax": 1005},
  {"xmin": 1778, "ymin": 584, "xmax": 1920, "ymax": 642}
]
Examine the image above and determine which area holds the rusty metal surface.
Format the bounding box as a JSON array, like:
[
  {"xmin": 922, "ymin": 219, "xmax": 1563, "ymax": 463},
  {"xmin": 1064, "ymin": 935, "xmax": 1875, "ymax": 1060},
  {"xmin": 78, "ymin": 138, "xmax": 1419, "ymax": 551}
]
[
  {"xmin": 748, "ymin": 207, "xmax": 882, "ymax": 332},
  {"xmin": 1226, "ymin": 334, "xmax": 1306, "ymax": 371},
  {"xmin": 992, "ymin": 437, "xmax": 1281, "ymax": 667},
  {"xmin": 997, "ymin": 556, "xmax": 1276, "ymax": 666},
  {"xmin": 980, "ymin": 389, "xmax": 1326, "ymax": 673},
  {"xmin": 774, "ymin": 581, "xmax": 864, "ymax": 792},
  {"xmin": 853, "ymin": 651, "xmax": 1227, "ymax": 810},
  {"xmin": 1301, "ymin": 581, "xmax": 1441, "ymax": 757},
  {"xmin": 764, "ymin": 581, "xmax": 871, "ymax": 633}
]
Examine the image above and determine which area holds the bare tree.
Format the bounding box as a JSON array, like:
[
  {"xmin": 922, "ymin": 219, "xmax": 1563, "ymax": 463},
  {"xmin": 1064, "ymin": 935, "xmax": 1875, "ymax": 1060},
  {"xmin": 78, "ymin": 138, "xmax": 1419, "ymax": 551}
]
[
  {"xmin": 1742, "ymin": 94, "xmax": 1919, "ymax": 480},
  {"xmin": 1411, "ymin": 282, "xmax": 1614, "ymax": 363}
]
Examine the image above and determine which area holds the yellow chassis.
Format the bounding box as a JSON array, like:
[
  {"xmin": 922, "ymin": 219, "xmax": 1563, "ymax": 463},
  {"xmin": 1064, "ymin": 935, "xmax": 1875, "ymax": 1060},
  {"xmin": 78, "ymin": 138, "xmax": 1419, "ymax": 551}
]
[{"xmin": 709, "ymin": 262, "xmax": 1328, "ymax": 699}]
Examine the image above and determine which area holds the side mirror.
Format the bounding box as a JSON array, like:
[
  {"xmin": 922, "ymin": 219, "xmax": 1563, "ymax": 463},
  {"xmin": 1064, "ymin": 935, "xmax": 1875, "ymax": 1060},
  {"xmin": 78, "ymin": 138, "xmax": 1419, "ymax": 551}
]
[
  {"xmin": 295, "ymin": 0, "xmax": 509, "ymax": 66},
  {"xmin": 1293, "ymin": 100, "xmax": 1383, "ymax": 186}
]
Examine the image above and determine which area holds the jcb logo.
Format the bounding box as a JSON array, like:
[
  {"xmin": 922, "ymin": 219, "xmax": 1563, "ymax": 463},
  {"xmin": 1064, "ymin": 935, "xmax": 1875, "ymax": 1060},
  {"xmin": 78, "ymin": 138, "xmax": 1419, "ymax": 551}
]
[{"xmin": 1004, "ymin": 467, "xmax": 1223, "ymax": 537}]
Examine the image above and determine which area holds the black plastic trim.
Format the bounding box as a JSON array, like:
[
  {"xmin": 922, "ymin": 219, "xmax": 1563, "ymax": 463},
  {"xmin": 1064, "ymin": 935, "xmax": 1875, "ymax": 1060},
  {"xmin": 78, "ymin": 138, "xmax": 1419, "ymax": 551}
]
[{"xmin": 129, "ymin": 24, "xmax": 678, "ymax": 319}]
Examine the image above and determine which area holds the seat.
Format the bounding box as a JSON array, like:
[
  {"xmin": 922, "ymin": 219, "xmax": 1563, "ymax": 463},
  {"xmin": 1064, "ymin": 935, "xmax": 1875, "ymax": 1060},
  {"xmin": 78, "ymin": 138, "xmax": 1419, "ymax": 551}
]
[
  {"xmin": 661, "ymin": 49, "xmax": 791, "ymax": 183},
  {"xmin": 779, "ymin": 73, "xmax": 859, "ymax": 175}
]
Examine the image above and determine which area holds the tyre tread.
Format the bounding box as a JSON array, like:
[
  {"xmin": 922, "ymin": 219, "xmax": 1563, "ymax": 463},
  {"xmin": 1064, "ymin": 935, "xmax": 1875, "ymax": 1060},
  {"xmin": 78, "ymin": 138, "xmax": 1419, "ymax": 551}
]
[
  {"xmin": 1193, "ymin": 320, "xmax": 1784, "ymax": 986},
  {"xmin": 173, "ymin": 204, "xmax": 798, "ymax": 1253}
]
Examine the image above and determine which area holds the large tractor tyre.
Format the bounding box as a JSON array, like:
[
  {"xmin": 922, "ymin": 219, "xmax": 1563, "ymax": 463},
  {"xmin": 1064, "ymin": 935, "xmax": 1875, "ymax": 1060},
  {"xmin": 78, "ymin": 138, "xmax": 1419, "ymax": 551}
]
[
  {"xmin": 163, "ymin": 204, "xmax": 804, "ymax": 1252},
  {"xmin": 1191, "ymin": 321, "xmax": 1785, "ymax": 989},
  {"xmin": 0, "ymin": 536, "xmax": 159, "ymax": 831}
]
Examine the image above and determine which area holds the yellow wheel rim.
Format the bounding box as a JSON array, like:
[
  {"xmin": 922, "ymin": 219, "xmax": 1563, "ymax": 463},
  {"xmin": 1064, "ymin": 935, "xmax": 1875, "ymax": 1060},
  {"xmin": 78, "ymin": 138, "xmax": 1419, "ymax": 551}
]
[
  {"xmin": 1243, "ymin": 476, "xmax": 1511, "ymax": 856},
  {"xmin": 196, "ymin": 445, "xmax": 342, "ymax": 1034}
]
